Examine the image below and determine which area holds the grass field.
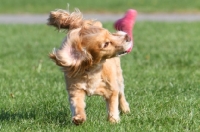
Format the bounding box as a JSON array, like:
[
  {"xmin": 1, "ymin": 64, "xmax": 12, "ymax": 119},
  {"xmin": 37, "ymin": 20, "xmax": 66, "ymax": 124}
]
[
  {"xmin": 0, "ymin": 0, "xmax": 200, "ymax": 14},
  {"xmin": 0, "ymin": 22, "xmax": 200, "ymax": 131}
]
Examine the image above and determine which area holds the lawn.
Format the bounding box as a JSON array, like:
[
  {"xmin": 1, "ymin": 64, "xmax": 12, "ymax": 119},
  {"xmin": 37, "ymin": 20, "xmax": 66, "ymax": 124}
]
[
  {"xmin": 0, "ymin": 0, "xmax": 200, "ymax": 14},
  {"xmin": 0, "ymin": 22, "xmax": 200, "ymax": 131}
]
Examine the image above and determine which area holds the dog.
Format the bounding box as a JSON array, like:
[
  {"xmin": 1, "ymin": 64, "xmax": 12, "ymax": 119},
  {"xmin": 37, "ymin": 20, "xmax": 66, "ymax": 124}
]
[{"xmin": 47, "ymin": 9, "xmax": 132, "ymax": 125}]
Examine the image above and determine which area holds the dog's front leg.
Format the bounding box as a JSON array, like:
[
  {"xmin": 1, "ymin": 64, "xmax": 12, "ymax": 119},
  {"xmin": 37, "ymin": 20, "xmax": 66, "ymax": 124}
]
[
  {"xmin": 106, "ymin": 90, "xmax": 120, "ymax": 123},
  {"xmin": 119, "ymin": 92, "xmax": 130, "ymax": 113},
  {"xmin": 68, "ymin": 89, "xmax": 86, "ymax": 125}
]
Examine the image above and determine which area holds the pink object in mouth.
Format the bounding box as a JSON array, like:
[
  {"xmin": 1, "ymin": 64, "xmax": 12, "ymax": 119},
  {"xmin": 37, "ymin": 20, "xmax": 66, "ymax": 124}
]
[
  {"xmin": 127, "ymin": 46, "xmax": 132, "ymax": 53},
  {"xmin": 114, "ymin": 9, "xmax": 137, "ymax": 53}
]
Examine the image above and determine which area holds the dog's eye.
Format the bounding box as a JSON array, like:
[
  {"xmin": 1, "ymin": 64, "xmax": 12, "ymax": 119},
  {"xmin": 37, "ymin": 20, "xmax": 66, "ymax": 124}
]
[{"xmin": 103, "ymin": 42, "xmax": 110, "ymax": 48}]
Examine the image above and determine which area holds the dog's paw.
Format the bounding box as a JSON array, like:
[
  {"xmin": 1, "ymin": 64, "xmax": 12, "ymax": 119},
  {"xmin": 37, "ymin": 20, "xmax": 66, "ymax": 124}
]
[
  {"xmin": 121, "ymin": 106, "xmax": 130, "ymax": 114},
  {"xmin": 120, "ymin": 102, "xmax": 130, "ymax": 114},
  {"xmin": 108, "ymin": 116, "xmax": 120, "ymax": 124},
  {"xmin": 72, "ymin": 115, "xmax": 86, "ymax": 125}
]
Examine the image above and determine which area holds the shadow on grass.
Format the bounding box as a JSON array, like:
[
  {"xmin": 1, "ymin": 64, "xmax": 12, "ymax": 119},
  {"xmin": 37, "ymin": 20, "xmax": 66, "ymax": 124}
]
[
  {"xmin": 0, "ymin": 107, "xmax": 72, "ymax": 127},
  {"xmin": 0, "ymin": 109, "xmax": 36, "ymax": 121}
]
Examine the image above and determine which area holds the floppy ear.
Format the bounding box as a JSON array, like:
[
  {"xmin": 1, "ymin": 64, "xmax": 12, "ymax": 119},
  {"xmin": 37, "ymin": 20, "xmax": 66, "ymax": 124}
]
[
  {"xmin": 47, "ymin": 9, "xmax": 84, "ymax": 30},
  {"xmin": 49, "ymin": 28, "xmax": 93, "ymax": 77}
]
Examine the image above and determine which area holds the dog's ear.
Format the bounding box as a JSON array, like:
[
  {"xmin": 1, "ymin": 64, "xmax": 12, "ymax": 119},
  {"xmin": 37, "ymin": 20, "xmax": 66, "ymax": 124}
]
[
  {"xmin": 47, "ymin": 9, "xmax": 83, "ymax": 30},
  {"xmin": 49, "ymin": 28, "xmax": 93, "ymax": 77}
]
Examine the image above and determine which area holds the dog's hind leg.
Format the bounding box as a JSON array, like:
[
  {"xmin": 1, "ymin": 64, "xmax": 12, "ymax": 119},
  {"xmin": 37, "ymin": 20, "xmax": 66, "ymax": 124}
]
[{"xmin": 68, "ymin": 89, "xmax": 86, "ymax": 125}]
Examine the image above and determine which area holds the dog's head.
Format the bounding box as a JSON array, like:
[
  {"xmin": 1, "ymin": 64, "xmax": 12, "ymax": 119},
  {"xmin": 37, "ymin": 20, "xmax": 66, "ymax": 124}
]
[{"xmin": 48, "ymin": 9, "xmax": 132, "ymax": 77}]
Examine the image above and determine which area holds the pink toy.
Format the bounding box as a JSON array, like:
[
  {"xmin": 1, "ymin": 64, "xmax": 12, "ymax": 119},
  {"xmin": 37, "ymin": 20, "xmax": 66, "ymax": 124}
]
[{"xmin": 114, "ymin": 9, "xmax": 137, "ymax": 53}]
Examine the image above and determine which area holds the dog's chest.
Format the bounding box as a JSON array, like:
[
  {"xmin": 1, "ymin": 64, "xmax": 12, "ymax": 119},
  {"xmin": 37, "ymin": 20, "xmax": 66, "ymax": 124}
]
[
  {"xmin": 84, "ymin": 75, "xmax": 102, "ymax": 96},
  {"xmin": 69, "ymin": 72, "xmax": 102, "ymax": 96}
]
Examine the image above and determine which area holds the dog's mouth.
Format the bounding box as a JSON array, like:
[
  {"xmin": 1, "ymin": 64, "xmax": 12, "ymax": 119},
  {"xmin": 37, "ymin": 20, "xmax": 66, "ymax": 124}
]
[
  {"xmin": 116, "ymin": 41, "xmax": 133, "ymax": 56},
  {"xmin": 117, "ymin": 51, "xmax": 128, "ymax": 56}
]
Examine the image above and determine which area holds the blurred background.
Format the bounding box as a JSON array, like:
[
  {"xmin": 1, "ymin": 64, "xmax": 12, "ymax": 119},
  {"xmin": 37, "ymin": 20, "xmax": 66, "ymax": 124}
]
[
  {"xmin": 1, "ymin": 0, "xmax": 200, "ymax": 24},
  {"xmin": 0, "ymin": 0, "xmax": 200, "ymax": 14}
]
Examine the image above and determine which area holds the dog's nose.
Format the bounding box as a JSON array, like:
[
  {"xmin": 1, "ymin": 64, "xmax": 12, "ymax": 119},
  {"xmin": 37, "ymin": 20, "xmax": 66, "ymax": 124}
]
[{"xmin": 125, "ymin": 34, "xmax": 131, "ymax": 42}]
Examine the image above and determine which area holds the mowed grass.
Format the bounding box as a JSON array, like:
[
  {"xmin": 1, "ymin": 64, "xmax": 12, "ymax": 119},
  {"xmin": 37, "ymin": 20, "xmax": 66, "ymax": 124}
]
[
  {"xmin": 0, "ymin": 0, "xmax": 200, "ymax": 14},
  {"xmin": 0, "ymin": 22, "xmax": 200, "ymax": 131}
]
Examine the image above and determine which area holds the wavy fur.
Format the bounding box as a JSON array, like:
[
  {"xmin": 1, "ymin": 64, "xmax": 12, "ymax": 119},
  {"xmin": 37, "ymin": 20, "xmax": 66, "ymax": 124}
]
[{"xmin": 48, "ymin": 9, "xmax": 131, "ymax": 125}]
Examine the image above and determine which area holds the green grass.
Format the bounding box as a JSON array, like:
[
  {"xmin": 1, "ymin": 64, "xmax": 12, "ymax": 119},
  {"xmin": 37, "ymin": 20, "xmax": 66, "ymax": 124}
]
[
  {"xmin": 0, "ymin": 0, "xmax": 200, "ymax": 14},
  {"xmin": 0, "ymin": 22, "xmax": 200, "ymax": 131}
]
